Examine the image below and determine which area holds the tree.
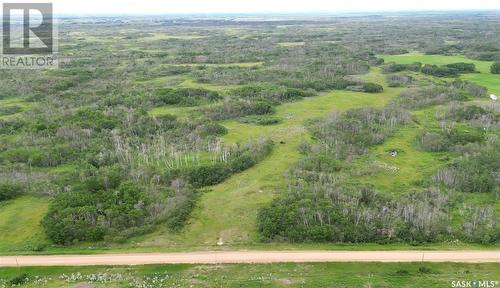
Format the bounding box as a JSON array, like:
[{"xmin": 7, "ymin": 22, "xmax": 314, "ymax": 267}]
[{"xmin": 491, "ymin": 62, "xmax": 500, "ymax": 74}]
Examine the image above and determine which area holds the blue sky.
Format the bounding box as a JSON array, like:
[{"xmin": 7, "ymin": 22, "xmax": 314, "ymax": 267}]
[{"xmin": 53, "ymin": 0, "xmax": 500, "ymax": 15}]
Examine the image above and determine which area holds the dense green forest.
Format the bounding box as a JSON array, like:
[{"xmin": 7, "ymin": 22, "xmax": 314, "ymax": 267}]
[{"xmin": 0, "ymin": 12, "xmax": 498, "ymax": 251}]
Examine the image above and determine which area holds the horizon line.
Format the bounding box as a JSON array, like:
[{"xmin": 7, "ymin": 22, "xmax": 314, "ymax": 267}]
[{"xmin": 53, "ymin": 9, "xmax": 500, "ymax": 17}]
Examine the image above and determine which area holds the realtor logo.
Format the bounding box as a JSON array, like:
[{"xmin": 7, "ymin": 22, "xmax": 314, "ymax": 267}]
[{"xmin": 1, "ymin": 2, "xmax": 57, "ymax": 68}]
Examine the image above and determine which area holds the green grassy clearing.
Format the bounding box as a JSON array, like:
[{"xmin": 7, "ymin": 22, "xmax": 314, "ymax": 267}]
[
  {"xmin": 358, "ymin": 123, "xmax": 447, "ymax": 194},
  {"xmin": 462, "ymin": 73, "xmax": 500, "ymax": 95},
  {"xmin": 383, "ymin": 52, "xmax": 499, "ymax": 94},
  {"xmin": 0, "ymin": 262, "xmax": 498, "ymax": 288},
  {"xmin": 0, "ymin": 197, "xmax": 50, "ymax": 252}
]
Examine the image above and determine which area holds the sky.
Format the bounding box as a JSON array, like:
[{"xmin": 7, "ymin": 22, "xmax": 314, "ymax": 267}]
[{"xmin": 48, "ymin": 0, "xmax": 500, "ymax": 15}]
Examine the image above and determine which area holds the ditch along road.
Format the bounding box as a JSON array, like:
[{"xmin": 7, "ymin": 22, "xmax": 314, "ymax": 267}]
[{"xmin": 0, "ymin": 251, "xmax": 499, "ymax": 267}]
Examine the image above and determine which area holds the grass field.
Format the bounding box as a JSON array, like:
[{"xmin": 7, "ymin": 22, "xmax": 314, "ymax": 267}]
[
  {"xmin": 1, "ymin": 262, "xmax": 498, "ymax": 287},
  {"xmin": 0, "ymin": 197, "xmax": 50, "ymax": 252}
]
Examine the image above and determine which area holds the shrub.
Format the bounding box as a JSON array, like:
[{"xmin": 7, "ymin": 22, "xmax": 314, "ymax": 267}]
[
  {"xmin": 362, "ymin": 83, "xmax": 383, "ymax": 93},
  {"xmin": 417, "ymin": 128, "xmax": 485, "ymax": 152},
  {"xmin": 156, "ymin": 87, "xmax": 220, "ymax": 106},
  {"xmin": 9, "ymin": 274, "xmax": 28, "ymax": 286},
  {"xmin": 445, "ymin": 62, "xmax": 476, "ymax": 73},
  {"xmin": 452, "ymin": 80, "xmax": 487, "ymax": 97},
  {"xmin": 237, "ymin": 115, "xmax": 282, "ymax": 125},
  {"xmin": 490, "ymin": 62, "xmax": 500, "ymax": 74},
  {"xmin": 395, "ymin": 85, "xmax": 466, "ymax": 108},
  {"xmin": 201, "ymin": 100, "xmax": 275, "ymax": 121},
  {"xmin": 42, "ymin": 167, "xmax": 154, "ymax": 245},
  {"xmin": 386, "ymin": 74, "xmax": 413, "ymax": 87},
  {"xmin": 383, "ymin": 62, "xmax": 421, "ymax": 73},
  {"xmin": 422, "ymin": 64, "xmax": 459, "ymax": 77},
  {"xmin": 417, "ymin": 131, "xmax": 449, "ymax": 152},
  {"xmin": 448, "ymin": 105, "xmax": 489, "ymax": 121},
  {"xmin": 0, "ymin": 182, "xmax": 24, "ymax": 201},
  {"xmin": 196, "ymin": 122, "xmax": 228, "ymax": 136},
  {"xmin": 433, "ymin": 142, "xmax": 499, "ymax": 194},
  {"xmin": 231, "ymin": 85, "xmax": 315, "ymax": 102},
  {"xmin": 170, "ymin": 140, "xmax": 274, "ymax": 188}
]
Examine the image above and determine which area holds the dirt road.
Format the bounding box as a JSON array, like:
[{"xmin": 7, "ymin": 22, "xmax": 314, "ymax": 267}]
[{"xmin": 0, "ymin": 251, "xmax": 499, "ymax": 267}]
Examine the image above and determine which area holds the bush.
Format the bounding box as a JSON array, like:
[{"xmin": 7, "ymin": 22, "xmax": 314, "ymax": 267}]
[
  {"xmin": 170, "ymin": 140, "xmax": 274, "ymax": 188},
  {"xmin": 387, "ymin": 74, "xmax": 413, "ymax": 87},
  {"xmin": 422, "ymin": 64, "xmax": 459, "ymax": 77},
  {"xmin": 182, "ymin": 163, "xmax": 232, "ymax": 188},
  {"xmin": 448, "ymin": 105, "xmax": 489, "ymax": 121},
  {"xmin": 362, "ymin": 83, "xmax": 384, "ymax": 93},
  {"xmin": 417, "ymin": 131, "xmax": 449, "ymax": 152},
  {"xmin": 491, "ymin": 62, "xmax": 500, "ymax": 74},
  {"xmin": 395, "ymin": 85, "xmax": 466, "ymax": 108},
  {"xmin": 231, "ymin": 85, "xmax": 315, "ymax": 102},
  {"xmin": 418, "ymin": 267, "xmax": 433, "ymax": 274},
  {"xmin": 383, "ymin": 62, "xmax": 421, "ymax": 73},
  {"xmin": 201, "ymin": 100, "xmax": 275, "ymax": 120},
  {"xmin": 421, "ymin": 63, "xmax": 476, "ymax": 77},
  {"xmin": 445, "ymin": 62, "xmax": 476, "ymax": 73},
  {"xmin": 237, "ymin": 115, "xmax": 282, "ymax": 125},
  {"xmin": 9, "ymin": 273, "xmax": 28, "ymax": 286},
  {"xmin": 0, "ymin": 182, "xmax": 24, "ymax": 201},
  {"xmin": 433, "ymin": 142, "xmax": 499, "ymax": 194},
  {"xmin": 417, "ymin": 128, "xmax": 485, "ymax": 152},
  {"xmin": 196, "ymin": 122, "xmax": 228, "ymax": 136},
  {"xmin": 42, "ymin": 171, "xmax": 152, "ymax": 245},
  {"xmin": 452, "ymin": 80, "xmax": 487, "ymax": 97},
  {"xmin": 156, "ymin": 87, "xmax": 220, "ymax": 106}
]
